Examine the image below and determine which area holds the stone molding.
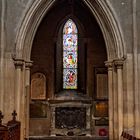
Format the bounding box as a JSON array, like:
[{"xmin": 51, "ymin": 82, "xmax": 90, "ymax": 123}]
[
  {"xmin": 15, "ymin": 0, "xmax": 56, "ymax": 59},
  {"xmin": 13, "ymin": 58, "xmax": 33, "ymax": 70},
  {"xmin": 105, "ymin": 61, "xmax": 113, "ymax": 71},
  {"xmin": 25, "ymin": 61, "xmax": 33, "ymax": 70},
  {"xmin": 105, "ymin": 58, "xmax": 125, "ymax": 70},
  {"xmin": 13, "ymin": 58, "xmax": 24, "ymax": 69},
  {"xmin": 15, "ymin": 0, "xmax": 125, "ymax": 60},
  {"xmin": 114, "ymin": 59, "xmax": 124, "ymax": 69}
]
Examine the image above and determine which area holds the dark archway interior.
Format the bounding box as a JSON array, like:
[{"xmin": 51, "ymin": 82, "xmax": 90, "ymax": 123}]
[{"xmin": 30, "ymin": 0, "xmax": 108, "ymax": 137}]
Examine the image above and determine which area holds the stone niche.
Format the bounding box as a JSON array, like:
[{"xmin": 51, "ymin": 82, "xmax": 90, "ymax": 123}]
[{"xmin": 49, "ymin": 93, "xmax": 91, "ymax": 136}]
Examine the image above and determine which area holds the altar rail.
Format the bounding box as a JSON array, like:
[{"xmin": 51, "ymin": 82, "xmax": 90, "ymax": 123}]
[
  {"xmin": 121, "ymin": 131, "xmax": 140, "ymax": 140},
  {"xmin": 0, "ymin": 110, "xmax": 20, "ymax": 140}
]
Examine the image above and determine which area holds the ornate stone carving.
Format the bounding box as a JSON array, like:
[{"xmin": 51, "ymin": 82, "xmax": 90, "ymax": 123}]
[
  {"xmin": 50, "ymin": 102, "xmax": 91, "ymax": 136},
  {"xmin": 55, "ymin": 107, "xmax": 86, "ymax": 129}
]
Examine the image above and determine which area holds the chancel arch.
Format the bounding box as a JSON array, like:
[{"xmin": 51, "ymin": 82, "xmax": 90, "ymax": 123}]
[{"xmin": 14, "ymin": 0, "xmax": 126, "ymax": 140}]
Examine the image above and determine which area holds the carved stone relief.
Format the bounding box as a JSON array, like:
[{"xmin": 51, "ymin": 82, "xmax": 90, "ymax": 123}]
[{"xmin": 55, "ymin": 107, "xmax": 86, "ymax": 129}]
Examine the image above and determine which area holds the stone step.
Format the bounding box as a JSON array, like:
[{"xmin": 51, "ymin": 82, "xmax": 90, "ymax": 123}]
[{"xmin": 29, "ymin": 136, "xmax": 109, "ymax": 140}]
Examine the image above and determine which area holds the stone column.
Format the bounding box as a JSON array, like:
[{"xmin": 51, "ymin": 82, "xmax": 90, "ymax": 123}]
[
  {"xmin": 0, "ymin": 0, "xmax": 6, "ymax": 113},
  {"xmin": 105, "ymin": 61, "xmax": 114, "ymax": 140},
  {"xmin": 14, "ymin": 58, "xmax": 24, "ymax": 120},
  {"xmin": 86, "ymin": 105, "xmax": 91, "ymax": 136},
  {"xmin": 114, "ymin": 59, "xmax": 124, "ymax": 140},
  {"xmin": 132, "ymin": 0, "xmax": 140, "ymax": 137},
  {"xmin": 50, "ymin": 106, "xmax": 56, "ymax": 136},
  {"xmin": 25, "ymin": 61, "xmax": 33, "ymax": 139}
]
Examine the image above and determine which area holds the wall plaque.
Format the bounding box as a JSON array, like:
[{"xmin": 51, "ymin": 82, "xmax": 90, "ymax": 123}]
[
  {"xmin": 30, "ymin": 102, "xmax": 47, "ymax": 118},
  {"xmin": 95, "ymin": 118, "xmax": 109, "ymax": 126},
  {"xmin": 94, "ymin": 67, "xmax": 108, "ymax": 99},
  {"xmin": 31, "ymin": 73, "xmax": 46, "ymax": 100},
  {"xmin": 96, "ymin": 74, "xmax": 108, "ymax": 99},
  {"xmin": 94, "ymin": 101, "xmax": 108, "ymax": 117}
]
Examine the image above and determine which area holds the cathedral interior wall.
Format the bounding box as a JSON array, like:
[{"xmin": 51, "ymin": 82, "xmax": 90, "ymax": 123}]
[{"xmin": 0, "ymin": 0, "xmax": 140, "ymax": 139}]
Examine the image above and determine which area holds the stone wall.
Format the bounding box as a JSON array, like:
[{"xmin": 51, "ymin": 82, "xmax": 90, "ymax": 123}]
[{"xmin": 0, "ymin": 0, "xmax": 140, "ymax": 139}]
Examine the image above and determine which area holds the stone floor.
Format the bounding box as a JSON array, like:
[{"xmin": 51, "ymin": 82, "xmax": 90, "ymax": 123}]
[{"xmin": 29, "ymin": 136, "xmax": 109, "ymax": 140}]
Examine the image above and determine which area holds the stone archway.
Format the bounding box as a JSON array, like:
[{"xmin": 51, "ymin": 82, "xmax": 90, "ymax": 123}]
[
  {"xmin": 15, "ymin": 0, "xmax": 125, "ymax": 60},
  {"xmin": 14, "ymin": 0, "xmax": 126, "ymax": 140}
]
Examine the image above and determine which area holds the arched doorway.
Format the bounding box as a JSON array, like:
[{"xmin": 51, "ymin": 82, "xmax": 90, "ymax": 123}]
[{"xmin": 14, "ymin": 0, "xmax": 125, "ymax": 140}]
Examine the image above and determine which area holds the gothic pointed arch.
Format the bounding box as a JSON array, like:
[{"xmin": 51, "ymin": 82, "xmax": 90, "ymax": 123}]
[
  {"xmin": 14, "ymin": 0, "xmax": 126, "ymax": 139},
  {"xmin": 15, "ymin": 0, "xmax": 126, "ymax": 61}
]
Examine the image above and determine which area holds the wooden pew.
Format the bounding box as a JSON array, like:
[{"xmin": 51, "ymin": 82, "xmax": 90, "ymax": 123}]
[
  {"xmin": 0, "ymin": 110, "xmax": 20, "ymax": 140},
  {"xmin": 121, "ymin": 131, "xmax": 140, "ymax": 140}
]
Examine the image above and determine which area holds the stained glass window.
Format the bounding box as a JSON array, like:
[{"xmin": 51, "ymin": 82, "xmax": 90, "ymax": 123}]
[{"xmin": 63, "ymin": 19, "xmax": 78, "ymax": 89}]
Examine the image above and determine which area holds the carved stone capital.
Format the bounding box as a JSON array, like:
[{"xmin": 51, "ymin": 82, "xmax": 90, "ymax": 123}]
[
  {"xmin": 114, "ymin": 58, "xmax": 124, "ymax": 69},
  {"xmin": 25, "ymin": 61, "xmax": 33, "ymax": 70},
  {"xmin": 105, "ymin": 61, "xmax": 113, "ymax": 71},
  {"xmin": 13, "ymin": 58, "xmax": 24, "ymax": 69}
]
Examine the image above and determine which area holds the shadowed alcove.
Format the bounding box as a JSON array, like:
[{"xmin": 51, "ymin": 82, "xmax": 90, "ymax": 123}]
[{"xmin": 29, "ymin": 0, "xmax": 107, "ymax": 138}]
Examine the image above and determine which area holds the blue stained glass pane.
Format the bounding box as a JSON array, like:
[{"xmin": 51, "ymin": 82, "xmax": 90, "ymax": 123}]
[
  {"xmin": 63, "ymin": 34, "xmax": 77, "ymax": 46},
  {"xmin": 63, "ymin": 45, "xmax": 77, "ymax": 52},
  {"xmin": 63, "ymin": 19, "xmax": 78, "ymax": 89},
  {"xmin": 63, "ymin": 69, "xmax": 77, "ymax": 89}
]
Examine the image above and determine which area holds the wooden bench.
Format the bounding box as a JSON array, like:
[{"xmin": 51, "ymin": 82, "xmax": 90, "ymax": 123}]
[
  {"xmin": 0, "ymin": 110, "xmax": 20, "ymax": 140},
  {"xmin": 121, "ymin": 131, "xmax": 140, "ymax": 140}
]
